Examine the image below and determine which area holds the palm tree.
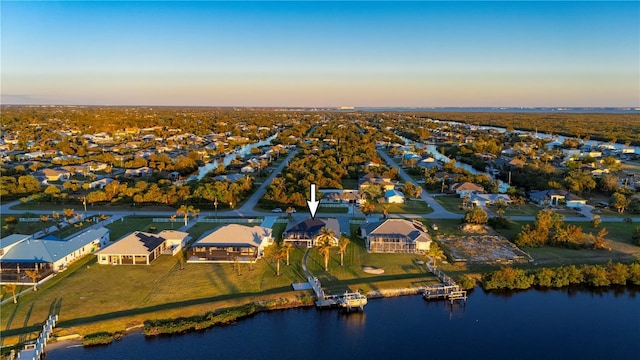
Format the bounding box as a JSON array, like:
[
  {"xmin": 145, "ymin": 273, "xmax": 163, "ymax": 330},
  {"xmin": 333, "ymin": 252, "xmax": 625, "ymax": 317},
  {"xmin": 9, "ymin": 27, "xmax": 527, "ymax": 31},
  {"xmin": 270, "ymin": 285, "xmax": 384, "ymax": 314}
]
[
  {"xmin": 282, "ymin": 242, "xmax": 293, "ymax": 266},
  {"xmin": 428, "ymin": 243, "xmax": 445, "ymax": 270},
  {"xmin": 3, "ymin": 283, "xmax": 18, "ymax": 304},
  {"xmin": 315, "ymin": 227, "xmax": 336, "ymax": 247},
  {"xmin": 24, "ymin": 269, "xmax": 40, "ymax": 291},
  {"xmin": 338, "ymin": 236, "xmax": 350, "ymax": 267},
  {"xmin": 265, "ymin": 242, "xmax": 287, "ymax": 276},
  {"xmin": 176, "ymin": 205, "xmax": 195, "ymax": 226},
  {"xmin": 63, "ymin": 208, "xmax": 75, "ymax": 224},
  {"xmin": 317, "ymin": 239, "xmax": 332, "ymax": 272}
]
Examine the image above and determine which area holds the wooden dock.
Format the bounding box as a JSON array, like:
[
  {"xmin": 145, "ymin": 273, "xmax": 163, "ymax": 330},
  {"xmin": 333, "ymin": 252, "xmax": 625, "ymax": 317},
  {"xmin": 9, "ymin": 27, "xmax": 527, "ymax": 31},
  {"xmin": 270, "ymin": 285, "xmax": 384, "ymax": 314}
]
[
  {"xmin": 302, "ymin": 249, "xmax": 367, "ymax": 310},
  {"xmin": 13, "ymin": 315, "xmax": 58, "ymax": 360},
  {"xmin": 309, "ymin": 276, "xmax": 367, "ymax": 310},
  {"xmin": 422, "ymin": 257, "xmax": 467, "ymax": 304}
]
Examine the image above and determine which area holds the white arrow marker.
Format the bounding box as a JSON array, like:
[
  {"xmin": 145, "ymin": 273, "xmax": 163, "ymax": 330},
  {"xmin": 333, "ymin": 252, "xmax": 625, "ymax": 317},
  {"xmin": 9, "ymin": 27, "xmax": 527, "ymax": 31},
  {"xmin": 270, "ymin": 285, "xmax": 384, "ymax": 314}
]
[{"xmin": 307, "ymin": 183, "xmax": 320, "ymax": 219}]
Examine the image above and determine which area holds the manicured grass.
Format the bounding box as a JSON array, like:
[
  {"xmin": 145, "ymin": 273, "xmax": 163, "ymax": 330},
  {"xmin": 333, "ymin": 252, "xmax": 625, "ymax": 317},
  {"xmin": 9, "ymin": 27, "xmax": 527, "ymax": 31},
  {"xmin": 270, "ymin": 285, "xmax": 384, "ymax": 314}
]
[
  {"xmin": 499, "ymin": 204, "xmax": 540, "ymax": 216},
  {"xmin": 433, "ymin": 195, "xmax": 465, "ymax": 214},
  {"xmin": 1, "ymin": 214, "xmax": 52, "ymax": 238},
  {"xmin": 305, "ymin": 229, "xmax": 438, "ymax": 294},
  {"xmin": 0, "ymin": 245, "xmax": 308, "ymax": 341},
  {"xmin": 374, "ymin": 199, "xmax": 433, "ymax": 214},
  {"xmin": 104, "ymin": 216, "xmax": 178, "ymax": 241}
]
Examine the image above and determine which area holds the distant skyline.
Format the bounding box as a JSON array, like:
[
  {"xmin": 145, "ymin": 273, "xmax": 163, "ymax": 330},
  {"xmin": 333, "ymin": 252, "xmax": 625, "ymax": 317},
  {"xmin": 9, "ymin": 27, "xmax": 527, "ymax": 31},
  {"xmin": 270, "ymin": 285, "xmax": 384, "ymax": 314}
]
[{"xmin": 2, "ymin": 1, "xmax": 639, "ymax": 107}]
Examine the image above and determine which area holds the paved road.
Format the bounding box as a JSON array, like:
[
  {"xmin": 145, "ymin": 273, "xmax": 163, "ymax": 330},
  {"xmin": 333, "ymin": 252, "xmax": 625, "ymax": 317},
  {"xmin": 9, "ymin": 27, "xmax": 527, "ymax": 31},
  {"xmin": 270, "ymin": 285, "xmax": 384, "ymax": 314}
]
[
  {"xmin": 2, "ymin": 147, "xmax": 639, "ymax": 225},
  {"xmin": 376, "ymin": 148, "xmax": 462, "ymax": 219}
]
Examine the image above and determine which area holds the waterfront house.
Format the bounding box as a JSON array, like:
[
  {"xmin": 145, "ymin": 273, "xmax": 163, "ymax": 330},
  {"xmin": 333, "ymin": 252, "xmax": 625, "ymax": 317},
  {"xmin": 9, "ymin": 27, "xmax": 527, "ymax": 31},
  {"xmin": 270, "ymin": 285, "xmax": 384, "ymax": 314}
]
[
  {"xmin": 188, "ymin": 224, "xmax": 273, "ymax": 263},
  {"xmin": 283, "ymin": 218, "xmax": 340, "ymax": 248},
  {"xmin": 96, "ymin": 230, "xmax": 189, "ymax": 265},
  {"xmin": 0, "ymin": 228, "xmax": 110, "ymax": 284},
  {"xmin": 360, "ymin": 219, "xmax": 431, "ymax": 254}
]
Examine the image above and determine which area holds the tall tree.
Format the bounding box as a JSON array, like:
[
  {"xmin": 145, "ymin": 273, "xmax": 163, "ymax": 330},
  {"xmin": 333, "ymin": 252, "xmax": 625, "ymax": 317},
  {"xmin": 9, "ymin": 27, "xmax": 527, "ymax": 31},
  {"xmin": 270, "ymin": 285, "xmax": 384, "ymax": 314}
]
[
  {"xmin": 283, "ymin": 242, "xmax": 293, "ymax": 266},
  {"xmin": 265, "ymin": 242, "xmax": 287, "ymax": 276},
  {"xmin": 176, "ymin": 204, "xmax": 196, "ymax": 226},
  {"xmin": 317, "ymin": 238, "xmax": 332, "ymax": 272},
  {"xmin": 24, "ymin": 269, "xmax": 40, "ymax": 291},
  {"xmin": 338, "ymin": 236, "xmax": 350, "ymax": 267},
  {"xmin": 3, "ymin": 283, "xmax": 18, "ymax": 304},
  {"xmin": 610, "ymin": 192, "xmax": 628, "ymax": 213}
]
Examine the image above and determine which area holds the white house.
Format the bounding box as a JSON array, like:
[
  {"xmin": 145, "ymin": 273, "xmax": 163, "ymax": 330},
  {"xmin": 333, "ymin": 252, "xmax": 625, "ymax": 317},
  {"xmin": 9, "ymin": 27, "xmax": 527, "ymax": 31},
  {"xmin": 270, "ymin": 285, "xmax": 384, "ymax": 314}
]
[
  {"xmin": 0, "ymin": 228, "xmax": 110, "ymax": 284},
  {"xmin": 188, "ymin": 224, "xmax": 273, "ymax": 263},
  {"xmin": 470, "ymin": 193, "xmax": 512, "ymax": 207},
  {"xmin": 96, "ymin": 230, "xmax": 189, "ymax": 265},
  {"xmin": 385, "ymin": 189, "xmax": 405, "ymax": 204},
  {"xmin": 361, "ymin": 219, "xmax": 431, "ymax": 254}
]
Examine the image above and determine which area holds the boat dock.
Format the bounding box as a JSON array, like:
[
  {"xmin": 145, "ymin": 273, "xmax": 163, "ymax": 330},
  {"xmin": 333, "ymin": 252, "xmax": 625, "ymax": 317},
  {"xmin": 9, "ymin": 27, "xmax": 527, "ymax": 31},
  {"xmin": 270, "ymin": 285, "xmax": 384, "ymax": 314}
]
[
  {"xmin": 308, "ymin": 275, "xmax": 367, "ymax": 310},
  {"xmin": 422, "ymin": 257, "xmax": 467, "ymax": 304},
  {"xmin": 12, "ymin": 315, "xmax": 58, "ymax": 360},
  {"xmin": 302, "ymin": 249, "xmax": 367, "ymax": 310}
]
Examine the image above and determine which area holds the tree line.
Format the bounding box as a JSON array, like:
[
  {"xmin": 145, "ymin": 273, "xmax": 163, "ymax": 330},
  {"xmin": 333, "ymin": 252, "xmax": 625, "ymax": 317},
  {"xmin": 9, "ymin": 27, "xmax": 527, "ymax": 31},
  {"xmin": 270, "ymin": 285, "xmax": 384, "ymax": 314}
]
[{"xmin": 482, "ymin": 262, "xmax": 640, "ymax": 290}]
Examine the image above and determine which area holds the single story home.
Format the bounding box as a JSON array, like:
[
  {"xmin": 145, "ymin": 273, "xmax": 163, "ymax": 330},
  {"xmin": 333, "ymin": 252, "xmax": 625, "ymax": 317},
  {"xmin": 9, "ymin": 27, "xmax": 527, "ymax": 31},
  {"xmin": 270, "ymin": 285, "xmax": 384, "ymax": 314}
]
[
  {"xmin": 0, "ymin": 228, "xmax": 110, "ymax": 284},
  {"xmin": 283, "ymin": 218, "xmax": 341, "ymax": 248},
  {"xmin": 528, "ymin": 190, "xmax": 587, "ymax": 207},
  {"xmin": 96, "ymin": 230, "xmax": 189, "ymax": 265},
  {"xmin": 359, "ymin": 174, "xmax": 395, "ymax": 191},
  {"xmin": 125, "ymin": 166, "xmax": 153, "ymax": 178},
  {"xmin": 188, "ymin": 224, "xmax": 273, "ymax": 263},
  {"xmin": 385, "ymin": 189, "xmax": 405, "ymax": 204},
  {"xmin": 360, "ymin": 219, "xmax": 431, "ymax": 254},
  {"xmin": 41, "ymin": 168, "xmax": 71, "ymax": 182},
  {"xmin": 451, "ymin": 182, "xmax": 485, "ymax": 197},
  {"xmin": 469, "ymin": 193, "xmax": 512, "ymax": 207}
]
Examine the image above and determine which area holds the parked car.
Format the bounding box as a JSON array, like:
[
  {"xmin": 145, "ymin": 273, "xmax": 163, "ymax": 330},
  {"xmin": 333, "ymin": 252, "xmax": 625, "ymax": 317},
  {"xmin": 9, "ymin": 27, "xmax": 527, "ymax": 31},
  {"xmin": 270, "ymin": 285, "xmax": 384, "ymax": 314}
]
[{"xmin": 272, "ymin": 208, "xmax": 283, "ymax": 213}]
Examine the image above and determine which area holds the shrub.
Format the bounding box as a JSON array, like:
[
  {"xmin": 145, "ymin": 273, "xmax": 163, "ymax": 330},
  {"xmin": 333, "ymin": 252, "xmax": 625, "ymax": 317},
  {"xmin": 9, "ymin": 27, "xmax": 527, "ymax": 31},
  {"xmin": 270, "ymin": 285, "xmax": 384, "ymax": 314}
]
[{"xmin": 457, "ymin": 274, "xmax": 476, "ymax": 290}]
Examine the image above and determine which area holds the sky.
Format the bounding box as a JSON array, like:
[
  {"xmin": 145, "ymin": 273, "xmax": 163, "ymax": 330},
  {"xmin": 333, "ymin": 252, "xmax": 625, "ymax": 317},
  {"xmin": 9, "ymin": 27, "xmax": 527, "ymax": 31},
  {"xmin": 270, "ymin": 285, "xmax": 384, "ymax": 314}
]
[{"xmin": 1, "ymin": 1, "xmax": 639, "ymax": 107}]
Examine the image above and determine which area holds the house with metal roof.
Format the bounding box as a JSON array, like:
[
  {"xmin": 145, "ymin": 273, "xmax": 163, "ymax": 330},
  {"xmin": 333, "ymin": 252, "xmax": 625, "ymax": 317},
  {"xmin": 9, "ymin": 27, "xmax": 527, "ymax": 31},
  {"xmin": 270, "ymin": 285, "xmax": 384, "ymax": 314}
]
[
  {"xmin": 283, "ymin": 218, "xmax": 341, "ymax": 248},
  {"xmin": 0, "ymin": 227, "xmax": 110, "ymax": 284},
  {"xmin": 96, "ymin": 230, "xmax": 189, "ymax": 265},
  {"xmin": 360, "ymin": 219, "xmax": 432, "ymax": 254},
  {"xmin": 384, "ymin": 189, "xmax": 405, "ymax": 204},
  {"xmin": 188, "ymin": 224, "xmax": 273, "ymax": 263}
]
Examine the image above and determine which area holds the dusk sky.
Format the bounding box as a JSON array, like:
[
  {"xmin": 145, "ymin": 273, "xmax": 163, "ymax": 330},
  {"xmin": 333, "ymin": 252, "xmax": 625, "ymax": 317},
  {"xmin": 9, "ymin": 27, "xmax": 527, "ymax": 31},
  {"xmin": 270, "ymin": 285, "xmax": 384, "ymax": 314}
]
[{"xmin": 2, "ymin": 1, "xmax": 639, "ymax": 107}]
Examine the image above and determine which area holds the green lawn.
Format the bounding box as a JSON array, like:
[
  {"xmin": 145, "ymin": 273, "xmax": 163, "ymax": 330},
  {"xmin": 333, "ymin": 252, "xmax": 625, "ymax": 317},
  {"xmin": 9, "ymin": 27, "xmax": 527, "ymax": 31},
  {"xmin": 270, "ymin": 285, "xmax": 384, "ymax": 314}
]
[
  {"xmin": 104, "ymin": 216, "xmax": 179, "ymax": 241},
  {"xmin": 374, "ymin": 200, "xmax": 434, "ymax": 214},
  {"xmin": 0, "ymin": 244, "xmax": 308, "ymax": 341},
  {"xmin": 305, "ymin": 227, "xmax": 439, "ymax": 294},
  {"xmin": 1, "ymin": 214, "xmax": 52, "ymax": 238},
  {"xmin": 500, "ymin": 204, "xmax": 540, "ymax": 216},
  {"xmin": 433, "ymin": 195, "xmax": 465, "ymax": 214}
]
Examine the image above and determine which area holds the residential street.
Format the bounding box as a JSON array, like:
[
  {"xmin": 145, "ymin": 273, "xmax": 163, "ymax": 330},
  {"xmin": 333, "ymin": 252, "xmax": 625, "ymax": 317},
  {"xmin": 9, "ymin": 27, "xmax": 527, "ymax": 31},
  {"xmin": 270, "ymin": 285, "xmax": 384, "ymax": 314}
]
[{"xmin": 1, "ymin": 147, "xmax": 639, "ymax": 226}]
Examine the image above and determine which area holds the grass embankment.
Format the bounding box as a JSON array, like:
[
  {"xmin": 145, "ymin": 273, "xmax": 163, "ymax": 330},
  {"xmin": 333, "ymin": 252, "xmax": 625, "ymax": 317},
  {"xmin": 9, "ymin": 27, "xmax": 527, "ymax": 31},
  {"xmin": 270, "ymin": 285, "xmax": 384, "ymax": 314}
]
[{"xmin": 306, "ymin": 226, "xmax": 440, "ymax": 294}]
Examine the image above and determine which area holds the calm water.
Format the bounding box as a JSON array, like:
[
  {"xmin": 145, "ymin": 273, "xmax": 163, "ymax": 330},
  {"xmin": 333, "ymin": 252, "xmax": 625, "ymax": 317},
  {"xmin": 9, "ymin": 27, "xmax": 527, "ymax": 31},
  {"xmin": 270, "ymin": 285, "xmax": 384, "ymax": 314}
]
[{"xmin": 48, "ymin": 288, "xmax": 639, "ymax": 360}]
